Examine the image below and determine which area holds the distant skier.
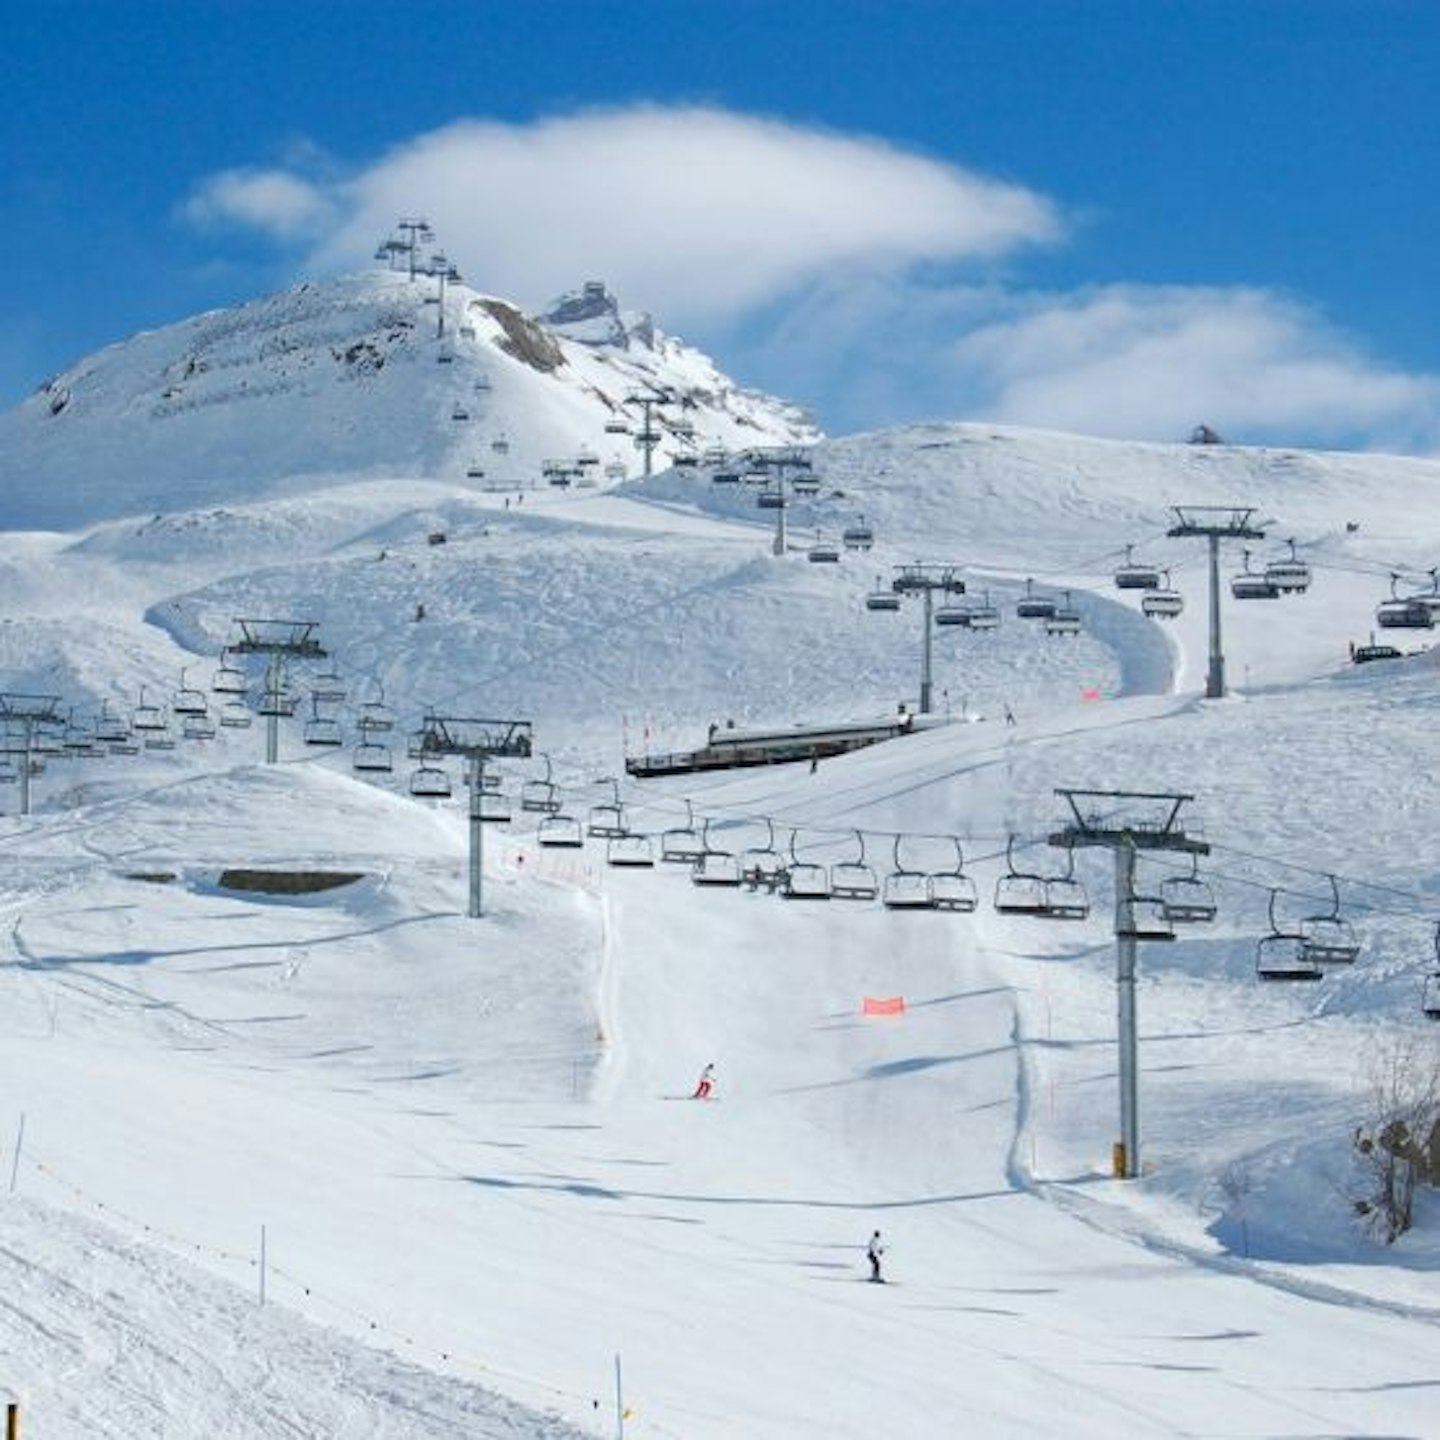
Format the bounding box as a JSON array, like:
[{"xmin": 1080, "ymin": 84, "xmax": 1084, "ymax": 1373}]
[
  {"xmin": 1004, "ymin": 703, "xmax": 1016, "ymax": 727},
  {"xmin": 692, "ymin": 1063, "xmax": 716, "ymax": 1100},
  {"xmin": 866, "ymin": 1230, "xmax": 885, "ymax": 1283}
]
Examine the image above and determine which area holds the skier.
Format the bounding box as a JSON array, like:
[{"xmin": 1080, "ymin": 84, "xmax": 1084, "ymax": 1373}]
[
  {"xmin": 866, "ymin": 1230, "xmax": 885, "ymax": 1283},
  {"xmin": 1003, "ymin": 703, "xmax": 1016, "ymax": 727},
  {"xmin": 692, "ymin": 1062, "xmax": 716, "ymax": 1100}
]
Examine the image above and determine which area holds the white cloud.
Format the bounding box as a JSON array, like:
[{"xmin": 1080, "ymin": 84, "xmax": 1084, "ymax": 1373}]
[
  {"xmin": 182, "ymin": 168, "xmax": 336, "ymax": 241},
  {"xmin": 940, "ymin": 286, "xmax": 1440, "ymax": 451},
  {"xmin": 181, "ymin": 105, "xmax": 1063, "ymax": 323}
]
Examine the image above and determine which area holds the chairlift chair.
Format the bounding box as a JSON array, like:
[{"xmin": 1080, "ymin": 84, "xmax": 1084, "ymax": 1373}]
[
  {"xmin": 807, "ymin": 534, "xmax": 841, "ymax": 564},
  {"xmin": 934, "ymin": 601, "xmax": 972, "ymax": 628},
  {"xmin": 259, "ymin": 690, "xmax": 296, "ymax": 718},
  {"xmin": 311, "ymin": 666, "xmax": 347, "ymax": 704},
  {"xmin": 607, "ymin": 833, "xmax": 655, "ymax": 867},
  {"xmin": 930, "ymin": 838, "xmax": 980, "ymax": 913},
  {"xmin": 352, "ymin": 741, "xmax": 393, "ymax": 774},
  {"xmin": 741, "ymin": 819, "xmax": 788, "ymax": 889},
  {"xmin": 211, "ymin": 652, "xmax": 248, "ymax": 695},
  {"xmin": 691, "ymin": 820, "xmax": 742, "ymax": 886},
  {"xmin": 781, "ymin": 830, "xmax": 831, "ymax": 900},
  {"xmin": 831, "ymin": 831, "xmax": 880, "ymax": 901},
  {"xmin": 409, "ymin": 764, "xmax": 452, "ymax": 799},
  {"xmin": 1044, "ymin": 593, "xmax": 1082, "ymax": 637},
  {"xmin": 1160, "ymin": 854, "xmax": 1217, "ymax": 924},
  {"xmin": 1264, "ymin": 538, "xmax": 1311, "ymax": 595},
  {"xmin": 491, "ymin": 434, "xmax": 510, "ymax": 455},
  {"xmin": 1015, "ymin": 579, "xmax": 1058, "ymax": 621},
  {"xmin": 1141, "ymin": 574, "xmax": 1184, "ymax": 619},
  {"xmin": 219, "ymin": 699, "xmax": 252, "ymax": 728},
  {"xmin": 1297, "ymin": 874, "xmax": 1361, "ymax": 965},
  {"xmin": 1113, "ymin": 544, "xmax": 1162, "ymax": 591},
  {"xmin": 304, "ymin": 706, "xmax": 344, "ymax": 747},
  {"xmin": 1375, "ymin": 574, "xmax": 1434, "ymax": 630},
  {"xmin": 1422, "ymin": 923, "xmax": 1440, "ymax": 1020},
  {"xmin": 842, "ymin": 519, "xmax": 874, "ymax": 551},
  {"xmin": 882, "ymin": 836, "xmax": 936, "ymax": 910},
  {"xmin": 791, "ymin": 472, "xmax": 821, "ymax": 496},
  {"xmin": 182, "ymin": 715, "xmax": 217, "ymax": 742},
  {"xmin": 451, "ymin": 404, "xmax": 470, "ymax": 422},
  {"xmin": 757, "ymin": 489, "xmax": 785, "ymax": 511},
  {"xmin": 1042, "ymin": 848, "xmax": 1090, "ymax": 920},
  {"xmin": 965, "ymin": 594, "xmax": 1001, "ymax": 631},
  {"xmin": 94, "ymin": 707, "xmax": 130, "ymax": 745},
  {"xmin": 478, "ymin": 789, "xmax": 512, "ymax": 824},
  {"xmin": 131, "ymin": 688, "xmax": 168, "ymax": 733},
  {"xmin": 1116, "ymin": 868, "xmax": 1175, "ymax": 940},
  {"xmin": 994, "ymin": 835, "xmax": 1051, "ymax": 914},
  {"xmin": 1256, "ymin": 889, "xmax": 1324, "ymax": 981},
  {"xmin": 520, "ymin": 755, "xmax": 562, "ymax": 815},
  {"xmin": 356, "ymin": 697, "xmax": 395, "ymax": 732},
  {"xmin": 865, "ymin": 580, "xmax": 901, "ymax": 612},
  {"xmin": 587, "ymin": 779, "xmax": 629, "ymax": 839},
  {"xmin": 661, "ymin": 801, "xmax": 707, "ymax": 864},
  {"xmin": 712, "ymin": 469, "xmax": 741, "ymax": 486},
  {"xmin": 538, "ymin": 813, "xmax": 585, "ymax": 848},
  {"xmin": 172, "ymin": 670, "xmax": 209, "ymax": 717},
  {"xmin": 1231, "ymin": 551, "xmax": 1280, "ymax": 600},
  {"xmin": 143, "ymin": 734, "xmax": 176, "ymax": 752},
  {"xmin": 604, "ymin": 418, "xmax": 631, "ymax": 435}
]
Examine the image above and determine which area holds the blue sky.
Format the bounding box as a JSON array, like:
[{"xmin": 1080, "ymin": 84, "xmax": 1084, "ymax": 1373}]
[{"xmin": 7, "ymin": 0, "xmax": 1440, "ymax": 451}]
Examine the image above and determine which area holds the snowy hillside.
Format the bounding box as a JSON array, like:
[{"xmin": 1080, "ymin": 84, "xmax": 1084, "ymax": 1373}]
[
  {"xmin": 6, "ymin": 342, "xmax": 1440, "ymax": 1437},
  {"xmin": 0, "ymin": 267, "xmax": 816, "ymax": 530}
]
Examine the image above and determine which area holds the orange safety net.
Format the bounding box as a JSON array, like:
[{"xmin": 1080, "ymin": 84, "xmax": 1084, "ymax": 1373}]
[{"xmin": 861, "ymin": 996, "xmax": 906, "ymax": 1016}]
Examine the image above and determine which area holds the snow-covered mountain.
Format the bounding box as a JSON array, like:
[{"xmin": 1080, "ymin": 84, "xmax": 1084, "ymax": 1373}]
[
  {"xmin": 5, "ymin": 284, "xmax": 1440, "ymax": 1436},
  {"xmin": 0, "ymin": 267, "xmax": 817, "ymax": 530}
]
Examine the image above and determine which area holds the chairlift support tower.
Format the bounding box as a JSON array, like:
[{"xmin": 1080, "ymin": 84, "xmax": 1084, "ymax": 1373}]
[
  {"xmin": 1049, "ymin": 788, "xmax": 1208, "ymax": 1179},
  {"xmin": 887, "ymin": 564, "xmax": 967, "ymax": 715},
  {"xmin": 1166, "ymin": 506, "xmax": 1267, "ymax": 698},
  {"xmin": 417, "ymin": 714, "xmax": 534, "ymax": 918},
  {"xmin": 230, "ymin": 619, "xmax": 327, "ymax": 764},
  {"xmin": 395, "ymin": 216, "xmax": 434, "ymax": 281},
  {"xmin": 0, "ymin": 693, "xmax": 61, "ymax": 816},
  {"xmin": 626, "ymin": 386, "xmax": 679, "ymax": 478}
]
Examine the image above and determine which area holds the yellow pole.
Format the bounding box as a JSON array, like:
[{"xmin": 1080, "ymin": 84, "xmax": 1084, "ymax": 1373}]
[
  {"xmin": 1112, "ymin": 1141, "xmax": 1127, "ymax": 1179},
  {"xmin": 7, "ymin": 1400, "xmax": 19, "ymax": 1440}
]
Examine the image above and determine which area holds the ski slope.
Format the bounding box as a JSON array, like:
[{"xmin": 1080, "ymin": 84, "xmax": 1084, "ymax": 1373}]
[{"xmin": 4, "ymin": 419, "xmax": 1440, "ymax": 1436}]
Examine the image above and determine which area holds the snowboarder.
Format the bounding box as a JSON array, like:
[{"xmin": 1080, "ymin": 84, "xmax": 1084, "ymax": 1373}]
[
  {"xmin": 866, "ymin": 1230, "xmax": 885, "ymax": 1283},
  {"xmin": 692, "ymin": 1063, "xmax": 716, "ymax": 1100}
]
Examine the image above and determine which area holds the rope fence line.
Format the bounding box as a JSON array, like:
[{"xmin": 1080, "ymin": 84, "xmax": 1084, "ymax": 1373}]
[{"xmin": 12, "ymin": 1140, "xmax": 687, "ymax": 1437}]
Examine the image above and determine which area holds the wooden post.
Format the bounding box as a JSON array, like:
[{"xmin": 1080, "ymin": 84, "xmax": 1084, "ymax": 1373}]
[{"xmin": 7, "ymin": 1400, "xmax": 20, "ymax": 1439}]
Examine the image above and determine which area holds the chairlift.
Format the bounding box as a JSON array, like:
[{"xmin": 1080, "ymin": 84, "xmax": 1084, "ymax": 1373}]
[
  {"xmin": 538, "ymin": 812, "xmax": 585, "ymax": 848},
  {"xmin": 182, "ymin": 714, "xmax": 217, "ymax": 742},
  {"xmin": 994, "ymin": 835, "xmax": 1051, "ymax": 915},
  {"xmin": 211, "ymin": 652, "xmax": 248, "ymax": 695},
  {"xmin": 1015, "ymin": 579, "xmax": 1058, "ymax": 620},
  {"xmin": 451, "ymin": 404, "xmax": 470, "ymax": 422},
  {"xmin": 1116, "ymin": 862, "xmax": 1175, "ymax": 940},
  {"xmin": 587, "ymin": 779, "xmax": 629, "ymax": 839},
  {"xmin": 1297, "ymin": 874, "xmax": 1361, "ymax": 965},
  {"xmin": 352, "ymin": 741, "xmax": 393, "ymax": 774},
  {"xmin": 672, "ymin": 452, "xmax": 699, "ymax": 469},
  {"xmin": 865, "ymin": 579, "xmax": 901, "ymax": 613},
  {"xmin": 219, "ymin": 699, "xmax": 252, "ymax": 729},
  {"xmin": 94, "ymin": 706, "xmax": 130, "ymax": 745},
  {"xmin": 791, "ymin": 472, "xmax": 821, "ymax": 496},
  {"xmin": 259, "ymin": 689, "xmax": 296, "ymax": 718},
  {"xmin": 1264, "ymin": 538, "xmax": 1311, "ymax": 595},
  {"xmin": 409, "ymin": 764, "xmax": 452, "ymax": 799},
  {"xmin": 1422, "ymin": 923, "xmax": 1440, "ymax": 1020},
  {"xmin": 604, "ymin": 418, "xmax": 631, "ymax": 435},
  {"xmin": 1113, "ymin": 544, "xmax": 1162, "ymax": 591},
  {"xmin": 934, "ymin": 601, "xmax": 972, "ymax": 627},
  {"xmin": 131, "ymin": 688, "xmax": 168, "ymax": 733},
  {"xmin": 356, "ymin": 695, "xmax": 395, "ymax": 733},
  {"xmin": 304, "ymin": 703, "xmax": 343, "ymax": 747},
  {"xmin": 143, "ymin": 734, "xmax": 176, "ymax": 752},
  {"xmin": 1231, "ymin": 550, "xmax": 1280, "ymax": 601},
  {"xmin": 607, "ymin": 833, "xmax": 655, "ymax": 867},
  {"xmin": 883, "ymin": 836, "xmax": 935, "ymax": 910},
  {"xmin": 1160, "ymin": 854, "xmax": 1217, "ymax": 924},
  {"xmin": 930, "ymin": 838, "xmax": 979, "ymax": 913},
  {"xmin": 479, "ymin": 788, "xmax": 512, "ymax": 824},
  {"xmin": 807, "ymin": 533, "xmax": 841, "ymax": 564},
  {"xmin": 842, "ymin": 518, "xmax": 874, "ymax": 551},
  {"xmin": 520, "ymin": 754, "xmax": 562, "ymax": 815},
  {"xmin": 1376, "ymin": 573, "xmax": 1434, "ymax": 630},
  {"xmin": 1256, "ymin": 889, "xmax": 1324, "ymax": 981},
  {"xmin": 712, "ymin": 469, "xmax": 741, "ymax": 486},
  {"xmin": 604, "ymin": 460, "xmax": 628, "ymax": 482},
  {"xmin": 757, "ymin": 489, "xmax": 786, "ymax": 511},
  {"xmin": 661, "ymin": 800, "xmax": 707, "ymax": 864},
  {"xmin": 1044, "ymin": 593, "xmax": 1082, "ymax": 637},
  {"xmin": 173, "ymin": 670, "xmax": 209, "ymax": 717},
  {"xmin": 691, "ymin": 819, "xmax": 742, "ymax": 886},
  {"xmin": 1141, "ymin": 574, "xmax": 1184, "ymax": 620},
  {"xmin": 491, "ymin": 434, "xmax": 510, "ymax": 455},
  {"xmin": 741, "ymin": 819, "xmax": 788, "ymax": 889},
  {"xmin": 831, "ymin": 831, "xmax": 879, "ymax": 901},
  {"xmin": 782, "ymin": 830, "xmax": 831, "ymax": 900},
  {"xmin": 964, "ymin": 594, "xmax": 1001, "ymax": 631},
  {"xmin": 311, "ymin": 665, "xmax": 347, "ymax": 704},
  {"xmin": 1042, "ymin": 847, "xmax": 1090, "ymax": 920}
]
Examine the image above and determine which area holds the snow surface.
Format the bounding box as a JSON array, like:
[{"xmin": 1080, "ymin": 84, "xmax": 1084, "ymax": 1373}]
[{"xmin": 4, "ymin": 289, "xmax": 1440, "ymax": 1436}]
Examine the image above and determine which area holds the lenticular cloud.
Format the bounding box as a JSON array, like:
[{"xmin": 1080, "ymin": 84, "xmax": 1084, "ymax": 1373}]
[{"xmin": 184, "ymin": 105, "xmax": 1064, "ymax": 323}]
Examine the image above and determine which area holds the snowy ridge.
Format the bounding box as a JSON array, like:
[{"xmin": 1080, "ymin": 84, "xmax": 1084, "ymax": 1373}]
[
  {"xmin": 0, "ymin": 269, "xmax": 817, "ymax": 531},
  {"xmin": 5, "ymin": 364, "xmax": 1440, "ymax": 1434}
]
